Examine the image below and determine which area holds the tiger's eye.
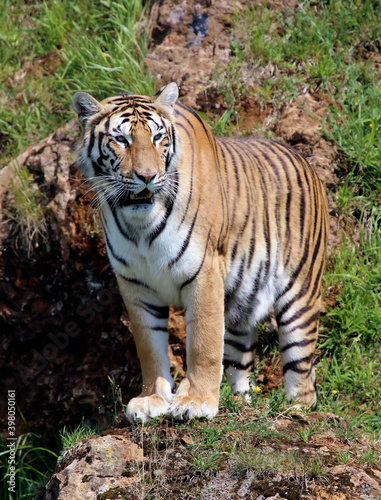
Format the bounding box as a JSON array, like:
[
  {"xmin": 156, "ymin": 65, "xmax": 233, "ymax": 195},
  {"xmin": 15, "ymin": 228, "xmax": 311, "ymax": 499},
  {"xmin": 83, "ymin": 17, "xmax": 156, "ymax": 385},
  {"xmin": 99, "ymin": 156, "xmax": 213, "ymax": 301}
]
[
  {"xmin": 154, "ymin": 133, "xmax": 163, "ymax": 143},
  {"xmin": 115, "ymin": 135, "xmax": 129, "ymax": 145}
]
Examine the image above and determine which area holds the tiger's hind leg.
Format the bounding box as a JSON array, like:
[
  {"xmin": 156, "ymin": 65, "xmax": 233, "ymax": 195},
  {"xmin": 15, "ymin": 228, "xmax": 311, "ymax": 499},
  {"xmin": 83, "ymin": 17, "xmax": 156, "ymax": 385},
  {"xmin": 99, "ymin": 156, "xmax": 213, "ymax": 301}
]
[
  {"xmin": 275, "ymin": 294, "xmax": 321, "ymax": 409},
  {"xmin": 224, "ymin": 325, "xmax": 258, "ymax": 398}
]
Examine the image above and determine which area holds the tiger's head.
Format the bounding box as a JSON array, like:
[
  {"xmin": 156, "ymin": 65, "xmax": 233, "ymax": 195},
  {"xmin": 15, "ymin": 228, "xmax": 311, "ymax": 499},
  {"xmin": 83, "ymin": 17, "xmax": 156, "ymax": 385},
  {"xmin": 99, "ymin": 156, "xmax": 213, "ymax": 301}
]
[{"xmin": 72, "ymin": 83, "xmax": 179, "ymax": 214}]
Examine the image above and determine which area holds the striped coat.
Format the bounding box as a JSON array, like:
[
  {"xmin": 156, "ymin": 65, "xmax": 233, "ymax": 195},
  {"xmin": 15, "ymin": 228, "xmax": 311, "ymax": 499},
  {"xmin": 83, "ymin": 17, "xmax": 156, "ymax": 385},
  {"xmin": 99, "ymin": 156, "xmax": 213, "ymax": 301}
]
[{"xmin": 72, "ymin": 82, "xmax": 328, "ymax": 421}]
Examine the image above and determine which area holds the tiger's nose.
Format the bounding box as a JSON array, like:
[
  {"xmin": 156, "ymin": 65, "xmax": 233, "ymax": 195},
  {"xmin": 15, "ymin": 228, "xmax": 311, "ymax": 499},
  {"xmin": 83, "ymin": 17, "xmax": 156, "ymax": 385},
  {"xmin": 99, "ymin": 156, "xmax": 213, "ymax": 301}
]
[{"xmin": 136, "ymin": 171, "xmax": 157, "ymax": 184}]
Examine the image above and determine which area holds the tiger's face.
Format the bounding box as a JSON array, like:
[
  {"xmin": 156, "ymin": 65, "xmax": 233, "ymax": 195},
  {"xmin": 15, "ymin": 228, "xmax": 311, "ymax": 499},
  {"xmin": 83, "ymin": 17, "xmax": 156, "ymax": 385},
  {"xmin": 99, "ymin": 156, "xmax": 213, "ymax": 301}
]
[{"xmin": 72, "ymin": 83, "xmax": 179, "ymax": 215}]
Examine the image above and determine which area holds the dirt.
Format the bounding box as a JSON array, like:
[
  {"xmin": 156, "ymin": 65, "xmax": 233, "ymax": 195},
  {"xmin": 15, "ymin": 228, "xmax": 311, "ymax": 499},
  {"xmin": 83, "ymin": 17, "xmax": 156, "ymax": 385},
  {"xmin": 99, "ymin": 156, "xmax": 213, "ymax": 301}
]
[{"xmin": 0, "ymin": 0, "xmax": 374, "ymax": 497}]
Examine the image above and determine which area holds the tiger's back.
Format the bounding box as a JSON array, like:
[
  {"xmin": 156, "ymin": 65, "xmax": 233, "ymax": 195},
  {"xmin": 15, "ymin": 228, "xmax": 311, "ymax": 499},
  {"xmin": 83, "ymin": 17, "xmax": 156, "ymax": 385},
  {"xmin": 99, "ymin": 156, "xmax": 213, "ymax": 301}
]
[{"xmin": 72, "ymin": 83, "xmax": 328, "ymax": 421}]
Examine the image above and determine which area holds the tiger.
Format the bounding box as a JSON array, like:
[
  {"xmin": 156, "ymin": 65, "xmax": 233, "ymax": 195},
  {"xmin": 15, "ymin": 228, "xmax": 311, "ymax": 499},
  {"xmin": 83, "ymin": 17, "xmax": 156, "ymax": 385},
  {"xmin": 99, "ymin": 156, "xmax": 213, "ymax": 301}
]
[{"xmin": 72, "ymin": 82, "xmax": 329, "ymax": 422}]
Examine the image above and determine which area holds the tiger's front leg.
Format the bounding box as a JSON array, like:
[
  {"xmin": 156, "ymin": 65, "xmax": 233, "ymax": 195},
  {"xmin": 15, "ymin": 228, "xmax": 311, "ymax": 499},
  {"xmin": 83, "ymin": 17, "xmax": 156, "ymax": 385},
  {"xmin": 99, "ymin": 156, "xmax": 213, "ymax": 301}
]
[
  {"xmin": 116, "ymin": 276, "xmax": 174, "ymax": 423},
  {"xmin": 170, "ymin": 268, "xmax": 225, "ymax": 420}
]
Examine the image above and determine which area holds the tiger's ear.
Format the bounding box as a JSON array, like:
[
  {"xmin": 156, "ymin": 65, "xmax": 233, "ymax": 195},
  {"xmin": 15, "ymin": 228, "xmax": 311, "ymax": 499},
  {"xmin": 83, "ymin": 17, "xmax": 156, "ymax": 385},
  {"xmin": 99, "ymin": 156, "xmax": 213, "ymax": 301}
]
[
  {"xmin": 72, "ymin": 92, "xmax": 102, "ymax": 122},
  {"xmin": 154, "ymin": 82, "xmax": 178, "ymax": 109}
]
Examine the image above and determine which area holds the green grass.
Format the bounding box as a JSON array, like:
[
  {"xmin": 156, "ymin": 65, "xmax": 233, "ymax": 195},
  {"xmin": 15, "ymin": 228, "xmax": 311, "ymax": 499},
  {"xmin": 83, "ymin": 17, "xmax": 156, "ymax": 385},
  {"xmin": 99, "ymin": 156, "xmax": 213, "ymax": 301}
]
[
  {"xmin": 59, "ymin": 423, "xmax": 97, "ymax": 451},
  {"xmin": 0, "ymin": 432, "xmax": 58, "ymax": 500},
  {"xmin": 0, "ymin": 0, "xmax": 155, "ymax": 165},
  {"xmin": 317, "ymin": 218, "xmax": 381, "ymax": 434}
]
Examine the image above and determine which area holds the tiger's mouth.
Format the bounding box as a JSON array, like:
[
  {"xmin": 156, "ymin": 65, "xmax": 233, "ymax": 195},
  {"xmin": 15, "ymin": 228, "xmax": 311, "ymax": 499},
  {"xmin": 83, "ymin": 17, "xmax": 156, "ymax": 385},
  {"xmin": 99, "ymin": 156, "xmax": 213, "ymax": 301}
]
[{"xmin": 118, "ymin": 188, "xmax": 154, "ymax": 207}]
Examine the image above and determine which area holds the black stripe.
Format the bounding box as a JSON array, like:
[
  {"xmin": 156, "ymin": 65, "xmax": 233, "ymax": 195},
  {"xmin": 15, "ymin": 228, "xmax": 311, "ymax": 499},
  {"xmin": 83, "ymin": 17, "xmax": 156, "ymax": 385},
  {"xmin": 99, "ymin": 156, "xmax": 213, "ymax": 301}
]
[
  {"xmin": 119, "ymin": 112, "xmax": 134, "ymax": 120},
  {"xmin": 141, "ymin": 301, "xmax": 169, "ymax": 319},
  {"xmin": 247, "ymin": 232, "xmax": 256, "ymax": 270},
  {"xmin": 176, "ymin": 122, "xmax": 194, "ymax": 227},
  {"xmin": 265, "ymin": 137, "xmax": 307, "ymax": 162},
  {"xmin": 104, "ymin": 116, "xmax": 111, "ymax": 135},
  {"xmin": 295, "ymin": 167, "xmax": 306, "ymax": 247},
  {"xmin": 165, "ymin": 123, "xmax": 177, "ymax": 171},
  {"xmin": 258, "ymin": 140, "xmax": 294, "ymax": 266},
  {"xmin": 246, "ymin": 261, "xmax": 263, "ymax": 306},
  {"xmin": 88, "ymin": 126, "xmax": 96, "ymax": 158},
  {"xmin": 108, "ymin": 202, "xmax": 137, "ymax": 245},
  {"xmin": 176, "ymin": 102, "xmax": 210, "ymax": 139},
  {"xmin": 118, "ymin": 274, "xmax": 155, "ymax": 292},
  {"xmin": 148, "ymin": 195, "xmax": 175, "ymax": 246},
  {"xmin": 218, "ymin": 139, "xmax": 240, "ymax": 197},
  {"xmin": 305, "ymin": 325, "xmax": 318, "ymax": 336},
  {"xmin": 236, "ymin": 140, "xmax": 272, "ymax": 282},
  {"xmin": 174, "ymin": 108, "xmax": 196, "ymax": 133},
  {"xmin": 211, "ymin": 143, "xmax": 228, "ymax": 251},
  {"xmin": 282, "ymin": 311, "xmax": 320, "ymax": 333},
  {"xmin": 103, "ymin": 230, "xmax": 129, "ymax": 267},
  {"xmin": 270, "ymin": 141, "xmax": 308, "ymax": 248},
  {"xmin": 91, "ymin": 158, "xmax": 104, "ymax": 177},
  {"xmin": 230, "ymin": 239, "xmax": 239, "ymax": 262},
  {"xmin": 281, "ymin": 338, "xmax": 315, "ymax": 353},
  {"xmin": 283, "ymin": 353, "xmax": 314, "ymax": 374},
  {"xmin": 224, "ymin": 339, "xmax": 258, "ymax": 353},
  {"xmin": 168, "ymin": 203, "xmax": 200, "ymax": 267},
  {"xmin": 276, "ymin": 223, "xmax": 324, "ymax": 322},
  {"xmin": 180, "ymin": 232, "xmax": 211, "ymax": 290},
  {"xmin": 226, "ymin": 328, "xmax": 251, "ymax": 337},
  {"xmin": 223, "ymin": 359, "xmax": 254, "ymax": 371},
  {"xmin": 225, "ymin": 257, "xmax": 245, "ymax": 306},
  {"xmin": 217, "ymin": 142, "xmax": 242, "ymax": 244},
  {"xmin": 277, "ymin": 241, "xmax": 312, "ymax": 301}
]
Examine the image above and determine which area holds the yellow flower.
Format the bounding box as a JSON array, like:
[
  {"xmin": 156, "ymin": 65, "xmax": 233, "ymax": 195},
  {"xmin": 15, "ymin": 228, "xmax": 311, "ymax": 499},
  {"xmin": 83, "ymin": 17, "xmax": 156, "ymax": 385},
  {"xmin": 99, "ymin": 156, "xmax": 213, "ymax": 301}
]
[
  {"xmin": 254, "ymin": 386, "xmax": 261, "ymax": 392},
  {"xmin": 332, "ymin": 390, "xmax": 338, "ymax": 394}
]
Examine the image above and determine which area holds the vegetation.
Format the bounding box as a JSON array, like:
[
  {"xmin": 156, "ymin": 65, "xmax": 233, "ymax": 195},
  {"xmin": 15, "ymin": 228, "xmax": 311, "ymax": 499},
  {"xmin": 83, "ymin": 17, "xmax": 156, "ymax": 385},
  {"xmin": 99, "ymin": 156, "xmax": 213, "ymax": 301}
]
[
  {"xmin": 0, "ymin": 432, "xmax": 58, "ymax": 500},
  {"xmin": 0, "ymin": 0, "xmax": 154, "ymax": 165},
  {"xmin": 1, "ymin": 0, "xmax": 380, "ymax": 497},
  {"xmin": 59, "ymin": 423, "xmax": 97, "ymax": 452}
]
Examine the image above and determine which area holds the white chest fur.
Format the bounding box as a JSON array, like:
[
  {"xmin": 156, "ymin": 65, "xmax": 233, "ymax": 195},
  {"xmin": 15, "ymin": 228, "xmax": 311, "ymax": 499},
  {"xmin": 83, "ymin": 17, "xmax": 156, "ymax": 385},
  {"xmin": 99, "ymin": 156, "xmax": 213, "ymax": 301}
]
[{"xmin": 100, "ymin": 202, "xmax": 204, "ymax": 307}]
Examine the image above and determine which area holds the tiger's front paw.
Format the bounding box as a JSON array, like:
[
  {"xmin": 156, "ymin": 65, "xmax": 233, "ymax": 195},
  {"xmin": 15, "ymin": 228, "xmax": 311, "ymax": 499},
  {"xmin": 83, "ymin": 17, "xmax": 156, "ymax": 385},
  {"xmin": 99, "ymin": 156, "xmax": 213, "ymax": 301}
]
[
  {"xmin": 169, "ymin": 395, "xmax": 218, "ymax": 421},
  {"xmin": 126, "ymin": 394, "xmax": 171, "ymax": 423}
]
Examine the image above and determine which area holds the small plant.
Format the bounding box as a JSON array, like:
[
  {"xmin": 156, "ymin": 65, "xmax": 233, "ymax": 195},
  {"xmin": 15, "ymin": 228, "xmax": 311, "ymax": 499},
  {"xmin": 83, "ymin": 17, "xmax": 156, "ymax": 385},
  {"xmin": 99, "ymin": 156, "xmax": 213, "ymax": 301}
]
[
  {"xmin": 219, "ymin": 378, "xmax": 246, "ymax": 414},
  {"xmin": 60, "ymin": 423, "xmax": 96, "ymax": 451},
  {"xmin": 187, "ymin": 450, "xmax": 227, "ymax": 473},
  {"xmin": 296, "ymin": 424, "xmax": 321, "ymax": 443},
  {"xmin": 328, "ymin": 415, "xmax": 362, "ymax": 443},
  {"xmin": 360, "ymin": 447, "xmax": 379, "ymax": 467},
  {"xmin": 263, "ymin": 388, "xmax": 288, "ymax": 418},
  {"xmin": 307, "ymin": 455, "xmax": 330, "ymax": 478},
  {"xmin": 336, "ymin": 450, "xmax": 351, "ymax": 465},
  {"xmin": 199, "ymin": 108, "xmax": 237, "ymax": 137},
  {"xmin": 108, "ymin": 376, "xmax": 125, "ymax": 425},
  {"xmin": 85, "ymin": 213, "xmax": 102, "ymax": 238}
]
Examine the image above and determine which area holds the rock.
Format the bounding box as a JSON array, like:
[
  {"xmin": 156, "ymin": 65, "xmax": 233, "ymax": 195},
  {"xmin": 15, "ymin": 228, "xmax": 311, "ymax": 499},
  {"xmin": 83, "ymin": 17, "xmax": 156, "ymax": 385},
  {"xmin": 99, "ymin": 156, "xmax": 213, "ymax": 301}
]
[{"xmin": 43, "ymin": 435, "xmax": 145, "ymax": 500}]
